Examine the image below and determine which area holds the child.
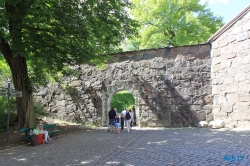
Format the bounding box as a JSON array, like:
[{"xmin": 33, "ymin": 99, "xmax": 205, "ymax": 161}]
[
  {"xmin": 120, "ymin": 113, "xmax": 125, "ymax": 131},
  {"xmin": 115, "ymin": 115, "xmax": 120, "ymax": 134}
]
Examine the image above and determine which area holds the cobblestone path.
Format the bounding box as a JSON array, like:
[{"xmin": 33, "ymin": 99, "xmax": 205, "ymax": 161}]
[{"xmin": 0, "ymin": 127, "xmax": 250, "ymax": 166}]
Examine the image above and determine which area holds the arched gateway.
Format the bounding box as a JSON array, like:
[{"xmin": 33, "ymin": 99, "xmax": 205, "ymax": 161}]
[
  {"xmin": 34, "ymin": 44, "xmax": 211, "ymax": 127},
  {"xmin": 102, "ymin": 81, "xmax": 140, "ymax": 127}
]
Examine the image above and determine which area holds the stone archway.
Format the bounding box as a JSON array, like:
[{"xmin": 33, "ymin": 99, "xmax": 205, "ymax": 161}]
[{"xmin": 101, "ymin": 80, "xmax": 141, "ymax": 127}]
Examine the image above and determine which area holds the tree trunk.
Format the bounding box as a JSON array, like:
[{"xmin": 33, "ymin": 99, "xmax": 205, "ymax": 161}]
[
  {"xmin": 12, "ymin": 56, "xmax": 35, "ymax": 129},
  {"xmin": 0, "ymin": 40, "xmax": 35, "ymax": 129}
]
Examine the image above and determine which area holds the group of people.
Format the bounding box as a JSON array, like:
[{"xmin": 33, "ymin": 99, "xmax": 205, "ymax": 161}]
[{"xmin": 108, "ymin": 106, "xmax": 135, "ymax": 134}]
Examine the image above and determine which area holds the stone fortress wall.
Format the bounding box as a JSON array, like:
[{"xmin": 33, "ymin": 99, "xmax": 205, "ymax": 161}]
[
  {"xmin": 34, "ymin": 44, "xmax": 212, "ymax": 127},
  {"xmin": 210, "ymin": 8, "xmax": 250, "ymax": 128}
]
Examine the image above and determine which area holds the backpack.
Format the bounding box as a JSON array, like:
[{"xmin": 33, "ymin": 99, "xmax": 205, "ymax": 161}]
[
  {"xmin": 126, "ymin": 112, "xmax": 131, "ymax": 120},
  {"xmin": 26, "ymin": 128, "xmax": 33, "ymax": 136}
]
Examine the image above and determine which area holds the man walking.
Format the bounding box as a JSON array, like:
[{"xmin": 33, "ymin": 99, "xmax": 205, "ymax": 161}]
[
  {"xmin": 122, "ymin": 108, "xmax": 127, "ymax": 127},
  {"xmin": 108, "ymin": 108, "xmax": 116, "ymax": 132},
  {"xmin": 125, "ymin": 109, "xmax": 132, "ymax": 133}
]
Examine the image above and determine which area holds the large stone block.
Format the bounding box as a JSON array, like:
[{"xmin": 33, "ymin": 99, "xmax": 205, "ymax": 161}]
[
  {"xmin": 239, "ymin": 84, "xmax": 250, "ymax": 92},
  {"xmin": 236, "ymin": 121, "xmax": 250, "ymax": 128},
  {"xmin": 240, "ymin": 94, "xmax": 250, "ymax": 102},
  {"xmin": 226, "ymin": 84, "xmax": 238, "ymax": 93},
  {"xmin": 221, "ymin": 104, "xmax": 233, "ymax": 113},
  {"xmin": 234, "ymin": 73, "xmax": 247, "ymax": 82},
  {"xmin": 219, "ymin": 39, "xmax": 229, "ymax": 47},
  {"xmin": 211, "ymin": 64, "xmax": 221, "ymax": 73},
  {"xmin": 212, "ymin": 57, "xmax": 221, "ymax": 65},
  {"xmin": 221, "ymin": 52, "xmax": 236, "ymax": 60},
  {"xmin": 227, "ymin": 93, "xmax": 239, "ymax": 103},
  {"xmin": 231, "ymin": 25, "xmax": 242, "ymax": 34},
  {"xmin": 214, "ymin": 112, "xmax": 228, "ymax": 119},
  {"xmin": 232, "ymin": 112, "xmax": 250, "ymax": 121},
  {"xmin": 243, "ymin": 21, "xmax": 250, "ymax": 31},
  {"xmin": 237, "ymin": 32, "xmax": 249, "ymax": 41},
  {"xmin": 233, "ymin": 105, "xmax": 249, "ymax": 112},
  {"xmin": 224, "ymin": 76, "xmax": 234, "ymax": 85},
  {"xmin": 228, "ymin": 34, "xmax": 236, "ymax": 43},
  {"xmin": 220, "ymin": 59, "xmax": 232, "ymax": 70},
  {"xmin": 211, "ymin": 48, "xmax": 221, "ymax": 57}
]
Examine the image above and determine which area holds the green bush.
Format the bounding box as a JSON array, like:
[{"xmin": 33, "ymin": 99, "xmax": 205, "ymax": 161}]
[{"xmin": 111, "ymin": 90, "xmax": 135, "ymax": 112}]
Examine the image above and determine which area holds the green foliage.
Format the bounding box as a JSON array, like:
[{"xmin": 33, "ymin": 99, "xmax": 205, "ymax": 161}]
[
  {"xmin": 0, "ymin": 97, "xmax": 17, "ymax": 133},
  {"xmin": 126, "ymin": 0, "xmax": 224, "ymax": 50},
  {"xmin": 0, "ymin": 0, "xmax": 138, "ymax": 86},
  {"xmin": 111, "ymin": 90, "xmax": 135, "ymax": 112},
  {"xmin": 0, "ymin": 56, "xmax": 11, "ymax": 83}
]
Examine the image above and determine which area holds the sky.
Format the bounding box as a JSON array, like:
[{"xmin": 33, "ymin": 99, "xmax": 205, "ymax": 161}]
[{"xmin": 200, "ymin": 0, "xmax": 250, "ymax": 24}]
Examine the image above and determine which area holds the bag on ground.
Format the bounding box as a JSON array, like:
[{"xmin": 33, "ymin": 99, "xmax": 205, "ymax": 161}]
[{"xmin": 30, "ymin": 135, "xmax": 38, "ymax": 146}]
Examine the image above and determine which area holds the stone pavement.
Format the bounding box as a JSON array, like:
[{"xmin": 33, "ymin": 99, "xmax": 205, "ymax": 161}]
[{"xmin": 0, "ymin": 127, "xmax": 250, "ymax": 166}]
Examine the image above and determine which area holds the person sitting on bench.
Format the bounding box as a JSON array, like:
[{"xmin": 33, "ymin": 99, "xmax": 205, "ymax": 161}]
[{"xmin": 37, "ymin": 119, "xmax": 52, "ymax": 144}]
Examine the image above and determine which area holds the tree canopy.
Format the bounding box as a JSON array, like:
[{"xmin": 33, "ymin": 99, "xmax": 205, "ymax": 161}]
[
  {"xmin": 0, "ymin": 0, "xmax": 138, "ymax": 128},
  {"xmin": 124, "ymin": 0, "xmax": 224, "ymax": 50}
]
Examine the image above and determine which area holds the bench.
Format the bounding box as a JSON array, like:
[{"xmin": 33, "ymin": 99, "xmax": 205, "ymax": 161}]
[
  {"xmin": 43, "ymin": 124, "xmax": 60, "ymax": 137},
  {"xmin": 19, "ymin": 124, "xmax": 60, "ymax": 142}
]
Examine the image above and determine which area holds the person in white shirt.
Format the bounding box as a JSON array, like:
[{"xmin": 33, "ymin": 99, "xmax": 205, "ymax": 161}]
[{"xmin": 121, "ymin": 108, "xmax": 127, "ymax": 127}]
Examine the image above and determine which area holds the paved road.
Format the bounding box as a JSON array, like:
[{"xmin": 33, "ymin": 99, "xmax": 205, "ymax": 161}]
[{"xmin": 0, "ymin": 127, "xmax": 250, "ymax": 166}]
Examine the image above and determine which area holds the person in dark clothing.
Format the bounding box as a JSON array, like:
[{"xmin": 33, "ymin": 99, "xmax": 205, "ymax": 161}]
[
  {"xmin": 108, "ymin": 108, "xmax": 116, "ymax": 132},
  {"xmin": 120, "ymin": 113, "xmax": 125, "ymax": 131},
  {"xmin": 132, "ymin": 106, "xmax": 136, "ymax": 126}
]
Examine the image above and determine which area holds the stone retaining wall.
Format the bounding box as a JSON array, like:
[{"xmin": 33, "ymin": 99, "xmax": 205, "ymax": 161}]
[{"xmin": 34, "ymin": 44, "xmax": 212, "ymax": 127}]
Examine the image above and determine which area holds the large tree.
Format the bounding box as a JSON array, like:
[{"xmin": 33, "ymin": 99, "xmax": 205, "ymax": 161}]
[
  {"xmin": 125, "ymin": 0, "xmax": 224, "ymax": 50},
  {"xmin": 0, "ymin": 0, "xmax": 138, "ymax": 129}
]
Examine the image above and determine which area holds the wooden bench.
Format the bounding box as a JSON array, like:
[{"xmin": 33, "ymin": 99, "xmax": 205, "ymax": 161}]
[{"xmin": 43, "ymin": 124, "xmax": 60, "ymax": 137}]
